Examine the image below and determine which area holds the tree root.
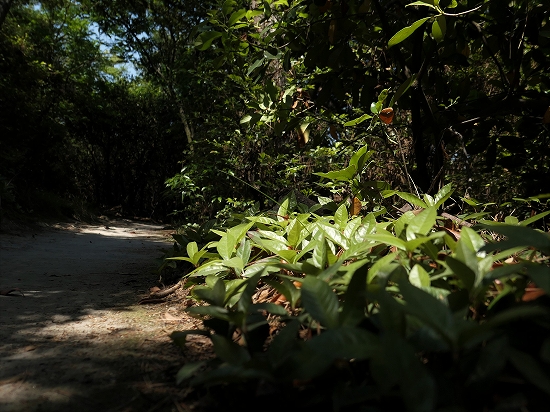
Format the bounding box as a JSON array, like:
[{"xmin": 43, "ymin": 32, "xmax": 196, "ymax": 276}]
[{"xmin": 138, "ymin": 280, "xmax": 184, "ymax": 304}]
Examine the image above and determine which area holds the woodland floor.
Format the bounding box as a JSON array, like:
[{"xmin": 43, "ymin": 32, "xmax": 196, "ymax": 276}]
[{"xmin": 0, "ymin": 218, "xmax": 211, "ymax": 412}]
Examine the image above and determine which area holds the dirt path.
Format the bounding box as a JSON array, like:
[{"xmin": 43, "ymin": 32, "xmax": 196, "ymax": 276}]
[{"xmin": 0, "ymin": 219, "xmax": 207, "ymax": 412}]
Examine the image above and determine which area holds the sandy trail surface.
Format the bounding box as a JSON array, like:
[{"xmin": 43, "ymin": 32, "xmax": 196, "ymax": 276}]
[{"xmin": 0, "ymin": 219, "xmax": 205, "ymax": 412}]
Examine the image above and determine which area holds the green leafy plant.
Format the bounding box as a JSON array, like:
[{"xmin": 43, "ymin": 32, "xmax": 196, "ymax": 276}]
[{"xmin": 169, "ymin": 146, "xmax": 550, "ymax": 411}]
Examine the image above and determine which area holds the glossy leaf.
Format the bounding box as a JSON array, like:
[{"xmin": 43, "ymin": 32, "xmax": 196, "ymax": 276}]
[
  {"xmin": 334, "ymin": 203, "xmax": 349, "ymax": 230},
  {"xmin": 481, "ymin": 224, "xmax": 550, "ymax": 255},
  {"xmin": 344, "ymin": 113, "xmax": 372, "ymax": 126},
  {"xmin": 217, "ymin": 231, "xmax": 238, "ymax": 260},
  {"xmin": 431, "ymin": 15, "xmax": 446, "ymax": 43},
  {"xmin": 388, "ymin": 17, "xmax": 430, "ymax": 48},
  {"xmin": 409, "ymin": 264, "xmax": 430, "ymax": 287},
  {"xmin": 433, "ymin": 183, "xmax": 453, "ymax": 208},
  {"xmin": 228, "ymin": 9, "xmax": 247, "ymax": 26},
  {"xmin": 396, "ymin": 191, "xmax": 428, "ymax": 209},
  {"xmin": 406, "ymin": 206, "xmax": 436, "ymax": 237},
  {"xmin": 314, "ymin": 164, "xmax": 357, "ymax": 181}
]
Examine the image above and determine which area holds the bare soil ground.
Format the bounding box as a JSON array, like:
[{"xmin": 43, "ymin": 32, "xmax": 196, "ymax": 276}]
[{"xmin": 0, "ymin": 218, "xmax": 209, "ymax": 412}]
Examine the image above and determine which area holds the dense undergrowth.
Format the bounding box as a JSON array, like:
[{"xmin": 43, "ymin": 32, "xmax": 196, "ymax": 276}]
[{"xmin": 164, "ymin": 146, "xmax": 550, "ymax": 412}]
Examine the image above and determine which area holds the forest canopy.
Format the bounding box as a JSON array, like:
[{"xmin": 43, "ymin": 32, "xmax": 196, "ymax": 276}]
[{"xmin": 1, "ymin": 0, "xmax": 549, "ymax": 222}]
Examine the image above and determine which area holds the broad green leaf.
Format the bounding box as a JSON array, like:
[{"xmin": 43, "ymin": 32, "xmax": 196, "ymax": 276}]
[
  {"xmin": 176, "ymin": 361, "xmax": 206, "ymax": 384},
  {"xmin": 228, "ymin": 221, "xmax": 255, "ymax": 243},
  {"xmin": 398, "ymin": 280, "xmax": 456, "ymax": 346},
  {"xmin": 348, "ymin": 145, "xmax": 370, "ymax": 170},
  {"xmin": 319, "ymin": 224, "xmax": 350, "ymax": 249},
  {"xmin": 246, "ymin": 215, "xmax": 277, "ymax": 225},
  {"xmin": 211, "ymin": 334, "xmax": 251, "ymax": 365},
  {"xmin": 389, "ymin": 75, "xmax": 417, "ymax": 107},
  {"xmin": 187, "ymin": 305, "xmax": 230, "ymax": 320},
  {"xmin": 257, "ymin": 229, "xmax": 289, "ymax": 245},
  {"xmin": 367, "ymin": 252, "xmax": 398, "ymax": 283},
  {"xmin": 431, "ymin": 15, "xmax": 446, "ymax": 43},
  {"xmin": 423, "ymin": 194, "xmax": 435, "ymax": 207},
  {"xmin": 217, "ymin": 232, "xmax": 238, "ymax": 260},
  {"xmin": 245, "ymin": 9, "xmax": 263, "ymax": 20},
  {"xmin": 394, "ymin": 211, "xmax": 416, "ymax": 237},
  {"xmin": 343, "ymin": 216, "xmax": 362, "ymax": 240},
  {"xmin": 340, "ymin": 265, "xmax": 368, "ymax": 326},
  {"xmin": 409, "ymin": 264, "xmax": 430, "ymax": 287},
  {"xmin": 317, "ymin": 260, "xmax": 344, "ymax": 282},
  {"xmin": 196, "ymin": 31, "xmax": 223, "ymax": 51},
  {"xmin": 307, "ymin": 327, "xmax": 378, "ymax": 360},
  {"xmin": 481, "ymin": 224, "xmax": 550, "ymax": 255},
  {"xmin": 246, "ymin": 57, "xmax": 265, "ymax": 76},
  {"xmin": 363, "ymin": 233, "xmax": 407, "ymax": 251},
  {"xmin": 314, "ymin": 164, "xmax": 357, "ymax": 181},
  {"xmin": 190, "ymin": 260, "xmax": 228, "ymax": 277},
  {"xmin": 237, "ymin": 271, "xmax": 262, "ymax": 313},
  {"xmin": 236, "ymin": 238, "xmax": 251, "ymax": 265},
  {"xmin": 311, "ymin": 236, "xmax": 327, "ymax": 269},
  {"xmin": 225, "ymin": 278, "xmax": 248, "ymax": 304},
  {"xmin": 250, "ymin": 302, "xmax": 288, "ymax": 316},
  {"xmin": 406, "ymin": 206, "xmax": 437, "ymax": 237},
  {"xmin": 524, "ymin": 263, "xmax": 550, "ymax": 295},
  {"xmin": 344, "ymin": 113, "xmax": 372, "ymax": 126},
  {"xmin": 211, "ymin": 278, "xmax": 226, "ymax": 306},
  {"xmin": 186, "ymin": 241, "xmax": 198, "ymax": 259},
  {"xmin": 520, "ymin": 210, "xmax": 550, "ymax": 226},
  {"xmin": 296, "ymin": 237, "xmax": 320, "ymax": 262},
  {"xmin": 286, "ymin": 218, "xmax": 303, "ymax": 247},
  {"xmin": 396, "ymin": 191, "xmax": 428, "ymax": 208},
  {"xmin": 222, "ymin": 256, "xmax": 244, "ymax": 273},
  {"xmin": 266, "ymin": 277, "xmax": 301, "ymax": 308},
  {"xmin": 228, "ymin": 9, "xmax": 247, "ymax": 26},
  {"xmin": 277, "ymin": 197, "xmax": 290, "ymax": 220},
  {"xmin": 445, "ymin": 256, "xmax": 476, "ymax": 291},
  {"xmin": 222, "ymin": 0, "xmax": 237, "ymax": 15},
  {"xmin": 301, "ymin": 275, "xmax": 340, "ymax": 329},
  {"xmin": 458, "ymin": 226, "xmax": 486, "ymax": 258},
  {"xmin": 276, "ymin": 249, "xmax": 299, "ymax": 263},
  {"xmin": 434, "ymin": 183, "xmax": 453, "ymax": 208},
  {"xmin": 240, "ymin": 114, "xmax": 252, "ymax": 124},
  {"xmin": 334, "ymin": 203, "xmax": 349, "ymax": 230},
  {"xmin": 248, "ymin": 231, "xmax": 287, "ymax": 254},
  {"xmin": 388, "ymin": 17, "xmax": 431, "ymax": 48},
  {"xmin": 404, "ymin": 231, "xmax": 445, "ymax": 252},
  {"xmin": 504, "ymin": 215, "xmax": 519, "ymax": 225}
]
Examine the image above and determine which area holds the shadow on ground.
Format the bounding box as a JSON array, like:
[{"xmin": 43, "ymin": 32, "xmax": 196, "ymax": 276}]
[{"xmin": 0, "ymin": 221, "xmax": 210, "ymax": 411}]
